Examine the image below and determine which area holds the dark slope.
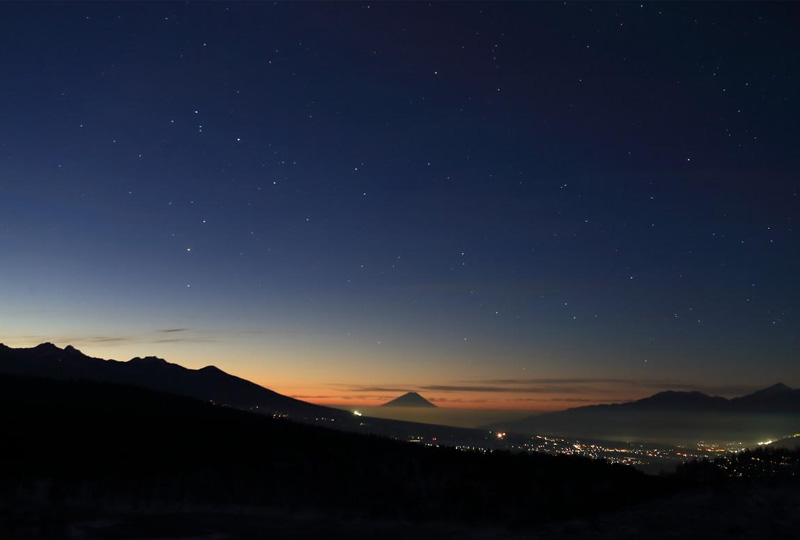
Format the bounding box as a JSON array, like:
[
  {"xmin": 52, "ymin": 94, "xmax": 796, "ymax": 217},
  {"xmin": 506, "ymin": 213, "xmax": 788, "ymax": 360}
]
[
  {"xmin": 0, "ymin": 373, "xmax": 666, "ymax": 528},
  {"xmin": 382, "ymin": 391, "xmax": 437, "ymax": 408},
  {"xmin": 771, "ymin": 434, "xmax": 800, "ymax": 450},
  {"xmin": 0, "ymin": 342, "xmax": 345, "ymax": 419}
]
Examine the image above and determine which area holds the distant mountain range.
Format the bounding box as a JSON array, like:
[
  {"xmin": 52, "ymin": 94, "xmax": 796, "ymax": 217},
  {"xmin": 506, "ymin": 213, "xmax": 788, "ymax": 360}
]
[
  {"xmin": 382, "ymin": 391, "xmax": 437, "ymax": 408},
  {"xmin": 491, "ymin": 384, "xmax": 800, "ymax": 445},
  {"xmin": 0, "ymin": 342, "xmax": 345, "ymax": 420},
  {"xmin": 549, "ymin": 383, "xmax": 800, "ymax": 414}
]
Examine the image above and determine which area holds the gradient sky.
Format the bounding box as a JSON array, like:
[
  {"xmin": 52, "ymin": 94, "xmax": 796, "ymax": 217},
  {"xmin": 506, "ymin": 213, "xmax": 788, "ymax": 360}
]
[{"xmin": 1, "ymin": 2, "xmax": 798, "ymax": 411}]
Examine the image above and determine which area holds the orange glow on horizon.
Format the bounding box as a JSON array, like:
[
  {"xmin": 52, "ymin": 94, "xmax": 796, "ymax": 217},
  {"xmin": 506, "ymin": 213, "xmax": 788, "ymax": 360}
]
[
  {"xmin": 293, "ymin": 395, "xmax": 622, "ymax": 412},
  {"xmin": 253, "ymin": 381, "xmax": 631, "ymax": 413},
  {"xmin": 1, "ymin": 336, "xmax": 720, "ymax": 415}
]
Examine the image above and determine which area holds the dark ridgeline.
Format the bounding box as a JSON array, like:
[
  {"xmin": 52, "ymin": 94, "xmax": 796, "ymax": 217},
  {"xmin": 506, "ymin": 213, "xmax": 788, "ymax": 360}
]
[
  {"xmin": 771, "ymin": 434, "xmax": 800, "ymax": 450},
  {"xmin": 509, "ymin": 383, "xmax": 800, "ymax": 418},
  {"xmin": 0, "ymin": 342, "xmax": 347, "ymax": 419},
  {"xmin": 381, "ymin": 391, "xmax": 437, "ymax": 408},
  {"xmin": 0, "ymin": 373, "xmax": 665, "ymax": 529},
  {"xmin": 491, "ymin": 384, "xmax": 800, "ymax": 442}
]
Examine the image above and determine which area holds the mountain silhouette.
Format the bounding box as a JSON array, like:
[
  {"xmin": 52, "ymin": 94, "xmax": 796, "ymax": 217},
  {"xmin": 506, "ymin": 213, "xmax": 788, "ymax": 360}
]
[
  {"xmin": 490, "ymin": 384, "xmax": 800, "ymax": 443},
  {"xmin": 382, "ymin": 391, "xmax": 437, "ymax": 408},
  {"xmin": 0, "ymin": 342, "xmax": 346, "ymax": 420},
  {"xmin": 729, "ymin": 383, "xmax": 798, "ymax": 412},
  {"xmin": 630, "ymin": 390, "xmax": 729, "ymax": 411},
  {"xmin": 526, "ymin": 384, "xmax": 800, "ymax": 416}
]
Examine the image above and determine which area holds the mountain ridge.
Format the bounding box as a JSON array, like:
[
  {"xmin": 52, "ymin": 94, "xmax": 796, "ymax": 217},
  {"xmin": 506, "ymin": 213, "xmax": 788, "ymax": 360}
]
[
  {"xmin": 0, "ymin": 342, "xmax": 344, "ymax": 420},
  {"xmin": 490, "ymin": 383, "xmax": 800, "ymax": 443},
  {"xmin": 542, "ymin": 384, "xmax": 800, "ymax": 414}
]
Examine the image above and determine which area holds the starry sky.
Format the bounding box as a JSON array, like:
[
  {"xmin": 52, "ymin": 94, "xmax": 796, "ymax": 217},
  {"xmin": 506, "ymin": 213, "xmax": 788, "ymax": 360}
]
[{"xmin": 1, "ymin": 2, "xmax": 798, "ymax": 411}]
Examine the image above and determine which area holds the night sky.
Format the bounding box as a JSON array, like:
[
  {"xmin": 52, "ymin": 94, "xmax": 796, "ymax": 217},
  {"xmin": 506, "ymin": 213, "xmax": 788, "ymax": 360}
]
[{"xmin": 1, "ymin": 2, "xmax": 798, "ymax": 410}]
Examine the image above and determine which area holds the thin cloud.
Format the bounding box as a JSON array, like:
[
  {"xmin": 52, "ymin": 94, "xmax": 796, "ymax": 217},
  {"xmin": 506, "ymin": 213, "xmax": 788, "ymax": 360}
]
[
  {"xmin": 548, "ymin": 397, "xmax": 630, "ymax": 403},
  {"xmin": 61, "ymin": 336, "xmax": 133, "ymax": 344},
  {"xmin": 153, "ymin": 337, "xmax": 215, "ymax": 343},
  {"xmin": 460, "ymin": 378, "xmax": 759, "ymax": 396},
  {"xmin": 429, "ymin": 397, "xmax": 489, "ymax": 404},
  {"xmin": 11, "ymin": 332, "xmax": 215, "ymax": 348},
  {"xmin": 420, "ymin": 385, "xmax": 517, "ymax": 393},
  {"xmin": 473, "ymin": 378, "xmax": 640, "ymax": 385},
  {"xmin": 326, "ymin": 384, "xmax": 411, "ymax": 393},
  {"xmin": 419, "ymin": 384, "xmax": 584, "ymax": 394}
]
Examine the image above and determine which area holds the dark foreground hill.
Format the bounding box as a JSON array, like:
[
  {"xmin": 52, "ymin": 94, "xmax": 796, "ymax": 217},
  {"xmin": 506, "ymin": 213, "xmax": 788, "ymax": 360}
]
[{"xmin": 0, "ymin": 373, "xmax": 667, "ymax": 536}]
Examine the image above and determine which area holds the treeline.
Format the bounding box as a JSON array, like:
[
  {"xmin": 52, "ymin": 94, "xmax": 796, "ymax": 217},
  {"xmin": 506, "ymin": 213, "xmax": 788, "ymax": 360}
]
[{"xmin": 1, "ymin": 373, "xmax": 668, "ymax": 527}]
